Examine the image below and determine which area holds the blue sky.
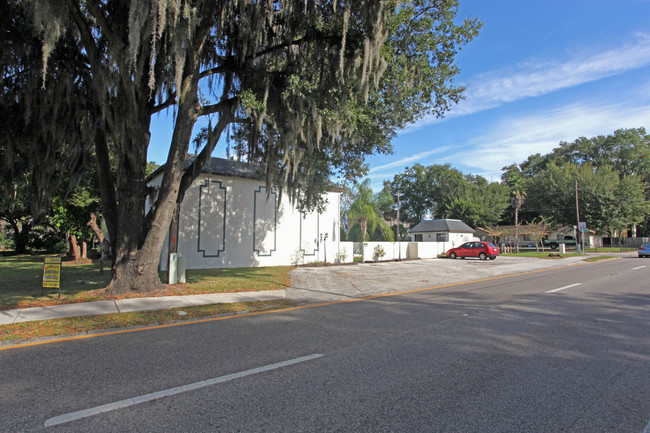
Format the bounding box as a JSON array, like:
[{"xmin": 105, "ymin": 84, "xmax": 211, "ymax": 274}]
[{"xmin": 148, "ymin": 0, "xmax": 650, "ymax": 192}]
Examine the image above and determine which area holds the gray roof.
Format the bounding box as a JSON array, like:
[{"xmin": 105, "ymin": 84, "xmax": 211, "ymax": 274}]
[
  {"xmin": 147, "ymin": 155, "xmax": 262, "ymax": 181},
  {"xmin": 147, "ymin": 155, "xmax": 342, "ymax": 191},
  {"xmin": 186, "ymin": 155, "xmax": 262, "ymax": 179},
  {"xmin": 408, "ymin": 219, "xmax": 475, "ymax": 233}
]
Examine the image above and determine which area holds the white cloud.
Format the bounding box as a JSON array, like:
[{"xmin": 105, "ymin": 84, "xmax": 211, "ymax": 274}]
[
  {"xmin": 368, "ymin": 145, "xmax": 456, "ymax": 173},
  {"xmin": 366, "ymin": 100, "xmax": 650, "ymax": 190},
  {"xmin": 447, "ymin": 101, "xmax": 650, "ymax": 180},
  {"xmin": 405, "ymin": 33, "xmax": 650, "ymax": 132}
]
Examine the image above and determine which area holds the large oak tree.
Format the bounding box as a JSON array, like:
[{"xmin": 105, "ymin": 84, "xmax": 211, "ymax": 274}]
[{"xmin": 19, "ymin": 0, "xmax": 480, "ymax": 293}]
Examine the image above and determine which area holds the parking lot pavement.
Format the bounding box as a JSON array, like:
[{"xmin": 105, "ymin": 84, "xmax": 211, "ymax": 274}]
[{"xmin": 287, "ymin": 255, "xmax": 614, "ymax": 304}]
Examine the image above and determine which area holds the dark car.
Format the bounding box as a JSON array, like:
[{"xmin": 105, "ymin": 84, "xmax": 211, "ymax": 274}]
[
  {"xmin": 639, "ymin": 243, "xmax": 650, "ymax": 258},
  {"xmin": 446, "ymin": 241, "xmax": 500, "ymax": 260}
]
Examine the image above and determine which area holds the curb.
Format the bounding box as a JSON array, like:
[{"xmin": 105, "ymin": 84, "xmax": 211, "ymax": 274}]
[{"xmin": 0, "ymin": 290, "xmax": 286, "ymax": 325}]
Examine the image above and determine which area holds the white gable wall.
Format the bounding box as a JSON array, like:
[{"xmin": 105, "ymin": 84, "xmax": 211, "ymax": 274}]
[
  {"xmin": 409, "ymin": 231, "xmax": 474, "ymax": 247},
  {"xmin": 154, "ymin": 173, "xmax": 344, "ymax": 270}
]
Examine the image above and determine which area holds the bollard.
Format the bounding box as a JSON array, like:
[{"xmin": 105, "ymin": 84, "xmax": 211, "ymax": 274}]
[
  {"xmin": 168, "ymin": 253, "xmax": 178, "ymax": 284},
  {"xmin": 178, "ymin": 256, "xmax": 186, "ymax": 283}
]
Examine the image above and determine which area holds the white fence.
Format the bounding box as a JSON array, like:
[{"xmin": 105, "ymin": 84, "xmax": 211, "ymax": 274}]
[
  {"xmin": 362, "ymin": 242, "xmax": 409, "ymax": 261},
  {"xmin": 361, "ymin": 240, "xmax": 480, "ymax": 262},
  {"xmin": 335, "ymin": 242, "xmax": 355, "ymax": 263}
]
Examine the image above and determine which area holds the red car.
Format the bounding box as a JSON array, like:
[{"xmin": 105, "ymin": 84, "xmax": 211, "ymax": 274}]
[{"xmin": 446, "ymin": 241, "xmax": 500, "ymax": 260}]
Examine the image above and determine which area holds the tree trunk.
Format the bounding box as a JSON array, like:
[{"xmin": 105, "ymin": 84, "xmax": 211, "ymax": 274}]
[
  {"xmin": 88, "ymin": 212, "xmax": 110, "ymax": 271},
  {"xmin": 102, "ymin": 76, "xmax": 203, "ymax": 294},
  {"xmin": 104, "ymin": 127, "xmax": 163, "ymax": 294},
  {"xmin": 70, "ymin": 234, "xmax": 81, "ymax": 261},
  {"xmin": 87, "ymin": 213, "xmax": 104, "ymax": 242},
  {"xmin": 9, "ymin": 219, "xmax": 31, "ymax": 254},
  {"xmin": 107, "ymin": 249, "xmax": 163, "ymax": 293}
]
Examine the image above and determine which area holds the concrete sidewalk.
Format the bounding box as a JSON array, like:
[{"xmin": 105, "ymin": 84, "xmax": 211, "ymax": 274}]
[{"xmin": 0, "ymin": 290, "xmax": 286, "ymax": 325}]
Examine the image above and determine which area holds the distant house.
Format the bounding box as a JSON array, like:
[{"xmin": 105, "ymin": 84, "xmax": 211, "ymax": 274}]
[
  {"xmin": 475, "ymin": 225, "xmax": 603, "ymax": 249},
  {"xmin": 474, "ymin": 225, "xmax": 544, "ymax": 246},
  {"xmin": 147, "ymin": 156, "xmax": 349, "ymax": 270},
  {"xmin": 408, "ymin": 219, "xmax": 476, "ymax": 245}
]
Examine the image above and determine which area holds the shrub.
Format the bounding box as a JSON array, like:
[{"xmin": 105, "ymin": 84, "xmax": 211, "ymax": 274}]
[
  {"xmin": 373, "ymin": 244, "xmax": 386, "ymax": 261},
  {"xmin": 334, "ymin": 247, "xmax": 347, "ymax": 264},
  {"xmin": 290, "ymin": 248, "xmax": 305, "ymax": 266}
]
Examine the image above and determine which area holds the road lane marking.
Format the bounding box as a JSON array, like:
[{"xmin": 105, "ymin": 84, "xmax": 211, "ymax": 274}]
[
  {"xmin": 632, "ymin": 265, "xmax": 646, "ymax": 270},
  {"xmin": 44, "ymin": 353, "xmax": 323, "ymax": 427},
  {"xmin": 546, "ymin": 283, "xmax": 582, "ymax": 293}
]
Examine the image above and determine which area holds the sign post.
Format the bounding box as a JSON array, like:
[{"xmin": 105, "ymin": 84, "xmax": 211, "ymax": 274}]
[
  {"xmin": 578, "ymin": 222, "xmax": 587, "ymax": 253},
  {"xmin": 42, "ymin": 257, "xmax": 62, "ymax": 299}
]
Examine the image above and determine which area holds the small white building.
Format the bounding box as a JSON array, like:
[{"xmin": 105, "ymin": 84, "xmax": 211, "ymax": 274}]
[
  {"xmin": 408, "ymin": 219, "xmax": 476, "ymax": 246},
  {"xmin": 148, "ymin": 157, "xmax": 350, "ymax": 270}
]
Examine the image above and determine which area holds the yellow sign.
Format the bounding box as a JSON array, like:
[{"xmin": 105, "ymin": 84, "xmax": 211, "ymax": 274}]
[{"xmin": 43, "ymin": 257, "xmax": 62, "ymax": 289}]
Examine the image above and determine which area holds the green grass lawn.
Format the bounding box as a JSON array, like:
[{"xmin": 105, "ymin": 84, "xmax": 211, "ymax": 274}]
[
  {"xmin": 0, "ymin": 255, "xmax": 292, "ymax": 310},
  {"xmin": 585, "ymin": 246, "xmax": 636, "ymax": 253}
]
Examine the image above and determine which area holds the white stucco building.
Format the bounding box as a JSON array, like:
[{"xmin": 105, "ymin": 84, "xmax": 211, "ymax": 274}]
[{"xmin": 148, "ymin": 157, "xmax": 350, "ymax": 270}]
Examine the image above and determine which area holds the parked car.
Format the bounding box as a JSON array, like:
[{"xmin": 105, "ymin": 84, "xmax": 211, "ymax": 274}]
[
  {"xmin": 446, "ymin": 242, "xmax": 500, "ymax": 260},
  {"xmin": 639, "ymin": 243, "xmax": 650, "ymax": 258},
  {"xmin": 543, "ymin": 236, "xmax": 576, "ymax": 250}
]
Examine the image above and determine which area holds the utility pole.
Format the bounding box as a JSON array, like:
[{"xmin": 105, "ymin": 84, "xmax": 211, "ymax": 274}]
[
  {"xmin": 396, "ymin": 188, "xmax": 401, "ymax": 261},
  {"xmin": 575, "ymin": 180, "xmax": 581, "ymax": 254},
  {"xmin": 511, "ymin": 192, "xmax": 523, "ymax": 253}
]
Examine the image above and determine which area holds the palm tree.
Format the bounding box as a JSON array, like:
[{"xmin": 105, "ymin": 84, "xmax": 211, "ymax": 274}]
[{"xmin": 347, "ymin": 179, "xmax": 394, "ymax": 242}]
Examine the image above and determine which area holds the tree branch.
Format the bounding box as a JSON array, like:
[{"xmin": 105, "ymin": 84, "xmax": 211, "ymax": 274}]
[
  {"xmin": 178, "ymin": 99, "xmax": 238, "ymax": 201},
  {"xmin": 199, "ymin": 64, "xmax": 228, "ymax": 79},
  {"xmin": 150, "ymin": 92, "xmax": 177, "ymax": 114},
  {"xmin": 83, "ymin": 0, "xmax": 125, "ymax": 62},
  {"xmin": 197, "ymin": 97, "xmax": 237, "ymax": 117},
  {"xmin": 198, "ymin": 29, "xmax": 340, "ymax": 81},
  {"xmin": 66, "ymin": 0, "xmax": 103, "ymax": 74}
]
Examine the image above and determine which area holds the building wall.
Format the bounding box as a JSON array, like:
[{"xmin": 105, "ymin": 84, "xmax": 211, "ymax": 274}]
[
  {"xmin": 406, "ymin": 241, "xmax": 448, "ymax": 259},
  {"xmin": 154, "ymin": 173, "xmax": 346, "ymax": 270},
  {"xmin": 409, "ymin": 231, "xmax": 474, "ymax": 247}
]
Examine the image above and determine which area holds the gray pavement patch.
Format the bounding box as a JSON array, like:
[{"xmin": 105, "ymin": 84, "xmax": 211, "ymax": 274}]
[{"xmin": 287, "ymin": 255, "xmax": 614, "ymax": 304}]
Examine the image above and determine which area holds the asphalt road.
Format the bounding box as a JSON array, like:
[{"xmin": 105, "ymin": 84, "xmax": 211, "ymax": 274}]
[{"xmin": 1, "ymin": 256, "xmax": 648, "ymax": 432}]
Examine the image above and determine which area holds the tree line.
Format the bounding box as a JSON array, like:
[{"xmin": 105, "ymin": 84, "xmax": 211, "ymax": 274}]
[{"xmin": 342, "ymin": 128, "xmax": 650, "ymax": 242}]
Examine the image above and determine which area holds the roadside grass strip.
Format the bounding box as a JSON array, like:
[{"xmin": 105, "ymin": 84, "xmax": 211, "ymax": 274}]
[
  {"xmin": 45, "ymin": 354, "xmax": 324, "ymax": 427},
  {"xmin": 0, "ymin": 300, "xmax": 294, "ymax": 344}
]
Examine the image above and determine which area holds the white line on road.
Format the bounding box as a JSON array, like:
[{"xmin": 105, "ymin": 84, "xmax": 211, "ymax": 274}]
[
  {"xmin": 632, "ymin": 265, "xmax": 646, "ymax": 270},
  {"xmin": 44, "ymin": 353, "xmax": 324, "ymax": 427},
  {"xmin": 546, "ymin": 283, "xmax": 582, "ymax": 293}
]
